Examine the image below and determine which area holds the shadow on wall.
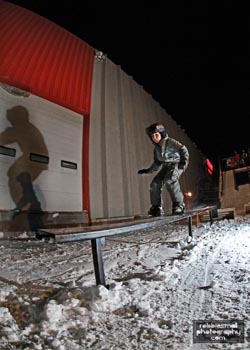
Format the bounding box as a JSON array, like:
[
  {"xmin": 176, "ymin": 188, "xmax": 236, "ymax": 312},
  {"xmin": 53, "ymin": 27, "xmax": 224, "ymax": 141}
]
[{"xmin": 0, "ymin": 105, "xmax": 49, "ymax": 232}]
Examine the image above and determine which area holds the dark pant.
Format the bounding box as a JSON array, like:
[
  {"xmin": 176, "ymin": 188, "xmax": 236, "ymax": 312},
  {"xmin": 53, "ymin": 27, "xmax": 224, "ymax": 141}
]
[{"xmin": 150, "ymin": 164, "xmax": 184, "ymax": 208}]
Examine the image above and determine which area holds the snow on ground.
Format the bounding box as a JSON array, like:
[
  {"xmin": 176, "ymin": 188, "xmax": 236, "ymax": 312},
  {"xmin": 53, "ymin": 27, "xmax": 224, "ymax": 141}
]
[{"xmin": 0, "ymin": 216, "xmax": 250, "ymax": 350}]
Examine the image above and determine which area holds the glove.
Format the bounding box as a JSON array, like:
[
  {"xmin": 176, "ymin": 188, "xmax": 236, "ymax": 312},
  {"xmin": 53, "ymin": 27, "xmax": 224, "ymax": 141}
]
[
  {"xmin": 138, "ymin": 169, "xmax": 149, "ymax": 174},
  {"xmin": 178, "ymin": 163, "xmax": 186, "ymax": 170}
]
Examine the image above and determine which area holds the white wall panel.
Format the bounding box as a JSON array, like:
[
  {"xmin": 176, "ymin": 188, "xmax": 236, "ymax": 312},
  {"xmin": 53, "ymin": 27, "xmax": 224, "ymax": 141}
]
[{"xmin": 0, "ymin": 84, "xmax": 83, "ymax": 211}]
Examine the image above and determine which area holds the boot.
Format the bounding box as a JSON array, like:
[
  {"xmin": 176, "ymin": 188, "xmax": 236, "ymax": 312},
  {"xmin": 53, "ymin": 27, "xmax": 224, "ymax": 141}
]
[
  {"xmin": 148, "ymin": 205, "xmax": 164, "ymax": 217},
  {"xmin": 172, "ymin": 202, "xmax": 185, "ymax": 215}
]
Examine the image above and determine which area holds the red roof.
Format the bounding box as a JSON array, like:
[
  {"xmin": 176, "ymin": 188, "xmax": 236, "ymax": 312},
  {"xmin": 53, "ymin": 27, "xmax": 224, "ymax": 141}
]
[{"xmin": 0, "ymin": 0, "xmax": 95, "ymax": 115}]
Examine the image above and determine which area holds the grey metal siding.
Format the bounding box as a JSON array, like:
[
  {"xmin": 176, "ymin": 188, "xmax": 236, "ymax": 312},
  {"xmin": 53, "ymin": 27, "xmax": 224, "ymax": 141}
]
[{"xmin": 89, "ymin": 56, "xmax": 206, "ymax": 220}]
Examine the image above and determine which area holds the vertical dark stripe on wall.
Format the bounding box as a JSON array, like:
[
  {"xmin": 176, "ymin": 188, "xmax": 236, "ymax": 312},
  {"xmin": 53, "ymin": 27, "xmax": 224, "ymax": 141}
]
[
  {"xmin": 117, "ymin": 68, "xmax": 129, "ymax": 215},
  {"xmin": 101, "ymin": 63, "xmax": 109, "ymax": 219},
  {"xmin": 82, "ymin": 114, "xmax": 91, "ymax": 222}
]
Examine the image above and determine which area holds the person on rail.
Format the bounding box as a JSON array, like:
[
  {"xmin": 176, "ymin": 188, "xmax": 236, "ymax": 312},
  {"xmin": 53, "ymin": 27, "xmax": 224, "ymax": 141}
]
[{"xmin": 138, "ymin": 123, "xmax": 189, "ymax": 216}]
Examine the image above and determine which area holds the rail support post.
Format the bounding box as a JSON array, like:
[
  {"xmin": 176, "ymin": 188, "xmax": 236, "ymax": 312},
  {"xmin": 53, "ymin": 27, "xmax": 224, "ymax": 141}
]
[
  {"xmin": 91, "ymin": 238, "xmax": 106, "ymax": 286},
  {"xmin": 188, "ymin": 216, "xmax": 193, "ymax": 237},
  {"xmin": 209, "ymin": 207, "xmax": 217, "ymax": 225}
]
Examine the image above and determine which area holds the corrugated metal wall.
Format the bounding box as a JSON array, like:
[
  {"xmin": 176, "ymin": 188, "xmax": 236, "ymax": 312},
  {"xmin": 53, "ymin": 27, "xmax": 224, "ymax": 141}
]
[
  {"xmin": 89, "ymin": 56, "xmax": 206, "ymax": 220},
  {"xmin": 0, "ymin": 0, "xmax": 95, "ymax": 116}
]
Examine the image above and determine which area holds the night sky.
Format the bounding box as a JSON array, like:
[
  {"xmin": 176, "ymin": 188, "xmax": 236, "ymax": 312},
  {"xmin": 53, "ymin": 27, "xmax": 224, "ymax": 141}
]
[{"xmin": 5, "ymin": 0, "xmax": 250, "ymax": 166}]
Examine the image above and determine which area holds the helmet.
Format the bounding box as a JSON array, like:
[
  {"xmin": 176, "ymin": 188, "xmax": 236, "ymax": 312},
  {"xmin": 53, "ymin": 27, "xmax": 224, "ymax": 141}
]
[{"xmin": 146, "ymin": 123, "xmax": 167, "ymax": 139}]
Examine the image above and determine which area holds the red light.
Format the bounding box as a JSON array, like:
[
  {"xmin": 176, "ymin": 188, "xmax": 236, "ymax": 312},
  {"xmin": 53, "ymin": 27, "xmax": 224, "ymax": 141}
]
[{"xmin": 206, "ymin": 158, "xmax": 213, "ymax": 175}]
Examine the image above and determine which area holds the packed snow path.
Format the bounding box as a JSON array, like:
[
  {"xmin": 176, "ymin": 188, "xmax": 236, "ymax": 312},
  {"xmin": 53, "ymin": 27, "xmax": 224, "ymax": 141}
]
[{"xmin": 0, "ymin": 217, "xmax": 250, "ymax": 349}]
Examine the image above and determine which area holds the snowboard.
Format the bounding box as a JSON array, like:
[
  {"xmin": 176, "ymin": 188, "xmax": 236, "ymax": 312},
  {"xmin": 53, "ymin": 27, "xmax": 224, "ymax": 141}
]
[{"xmin": 134, "ymin": 206, "xmax": 211, "ymax": 220}]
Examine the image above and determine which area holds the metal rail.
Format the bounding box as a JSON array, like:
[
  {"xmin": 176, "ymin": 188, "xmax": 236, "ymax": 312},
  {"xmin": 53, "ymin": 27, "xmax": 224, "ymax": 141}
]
[{"xmin": 37, "ymin": 206, "xmax": 216, "ymax": 287}]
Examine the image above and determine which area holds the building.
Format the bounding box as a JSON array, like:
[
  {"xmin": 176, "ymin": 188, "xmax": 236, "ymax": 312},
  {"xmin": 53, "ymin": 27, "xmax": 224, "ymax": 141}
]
[
  {"xmin": 219, "ymin": 153, "xmax": 250, "ymax": 215},
  {"xmin": 0, "ymin": 0, "xmax": 212, "ymax": 234}
]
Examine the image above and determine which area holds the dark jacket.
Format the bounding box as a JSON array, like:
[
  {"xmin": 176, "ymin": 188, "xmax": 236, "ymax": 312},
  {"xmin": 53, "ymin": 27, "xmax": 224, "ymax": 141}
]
[{"xmin": 147, "ymin": 134, "xmax": 189, "ymax": 173}]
